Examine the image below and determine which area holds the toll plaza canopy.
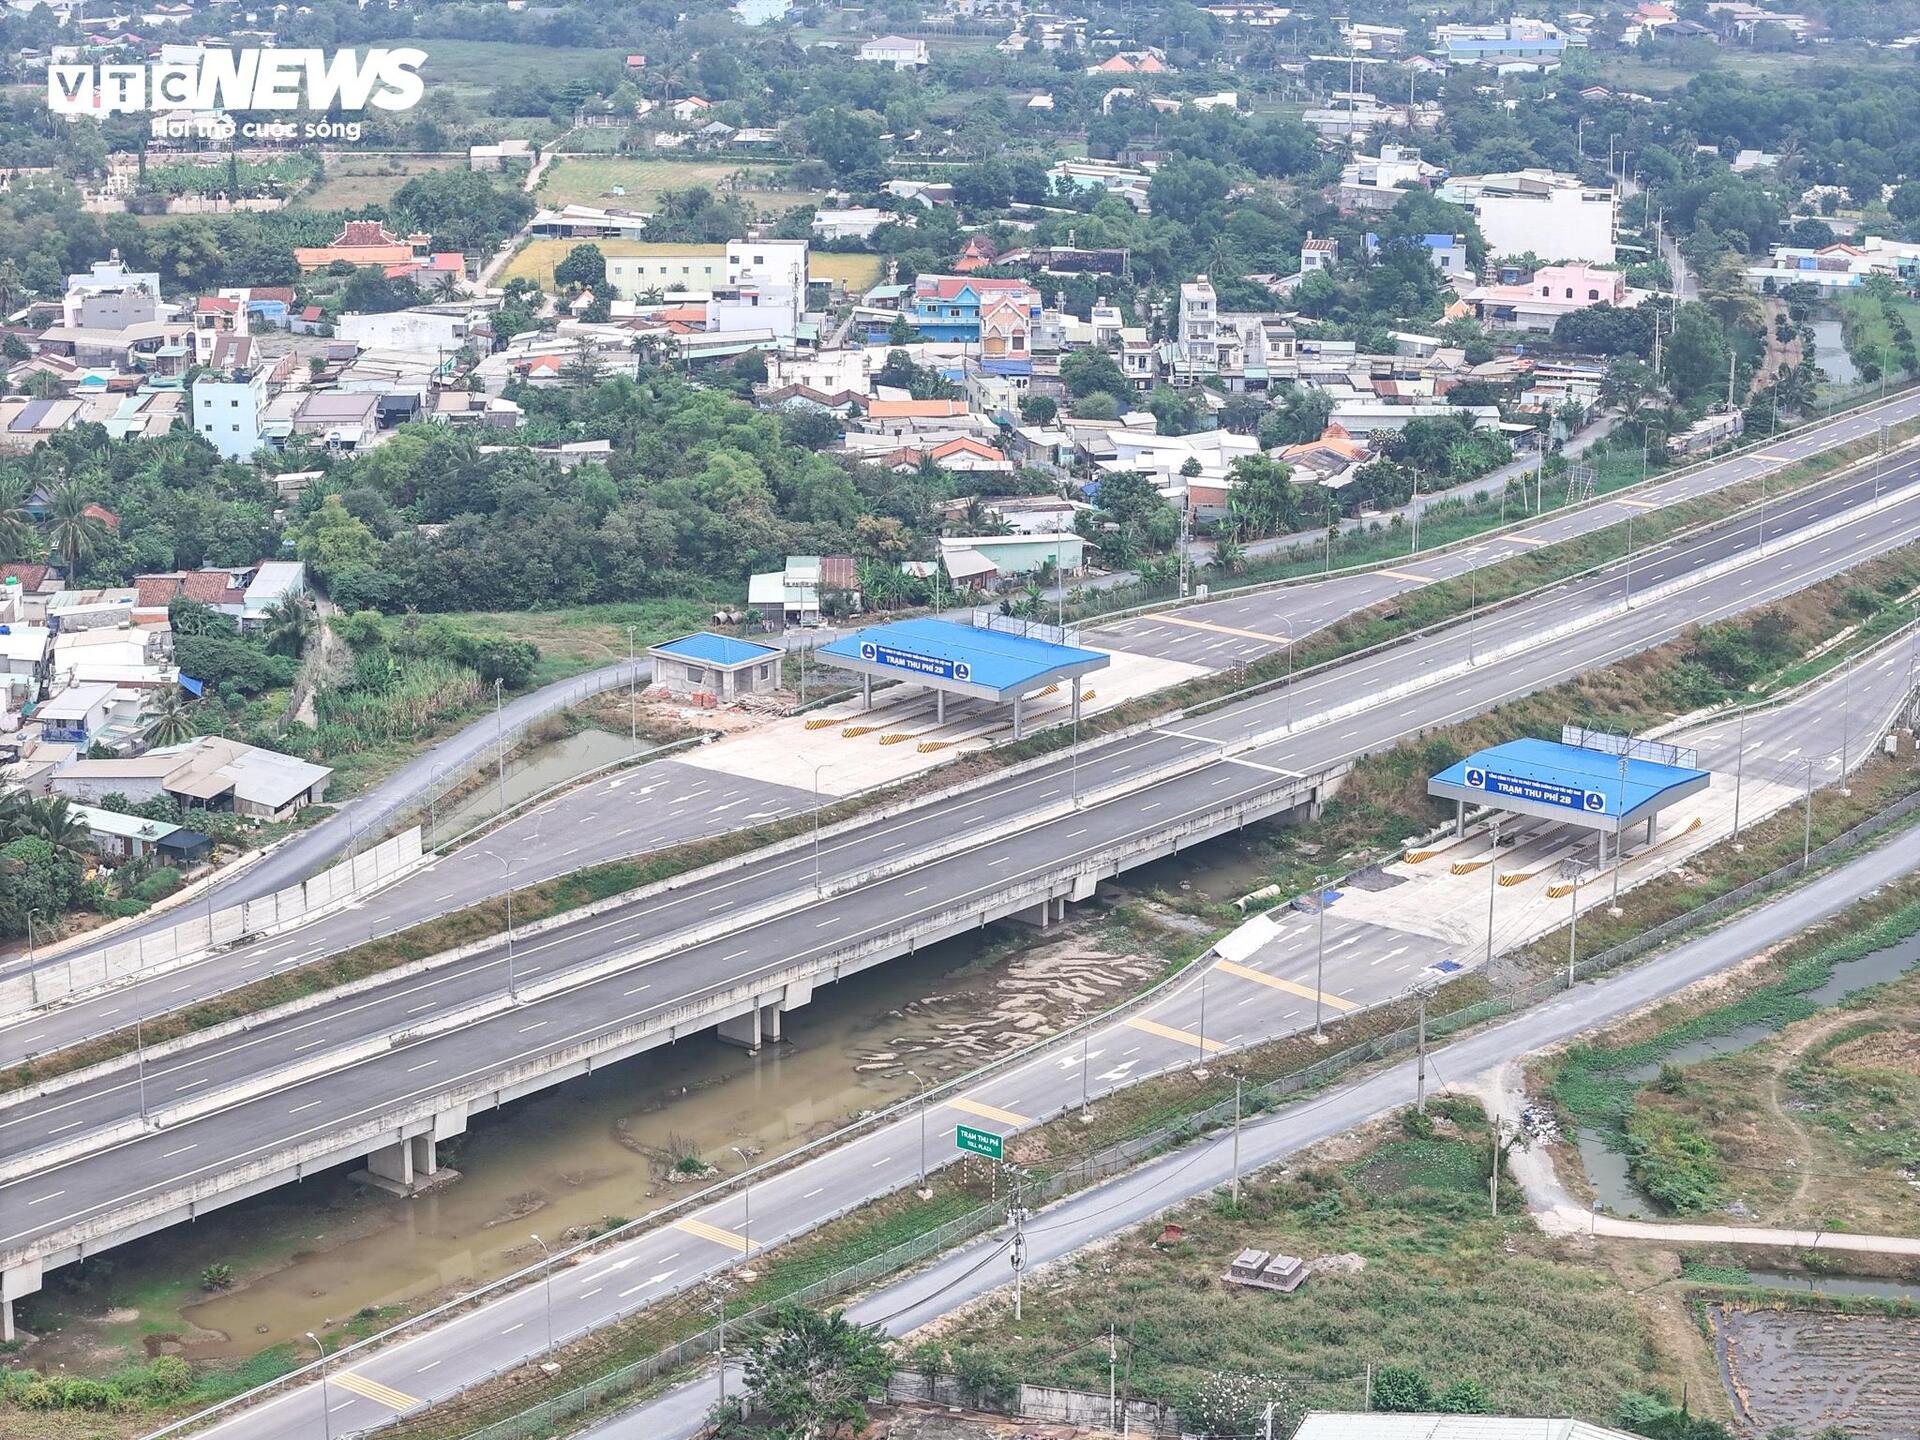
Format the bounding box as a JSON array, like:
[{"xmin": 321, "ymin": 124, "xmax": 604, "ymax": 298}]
[
  {"xmin": 817, "ymin": 616, "xmax": 1110, "ymax": 737},
  {"xmin": 1427, "ymin": 736, "xmax": 1711, "ymax": 835}
]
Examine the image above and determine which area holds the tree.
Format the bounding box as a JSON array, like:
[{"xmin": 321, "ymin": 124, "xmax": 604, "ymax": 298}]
[
  {"xmin": 142, "ymin": 688, "xmax": 198, "ymax": 747},
  {"xmin": 259, "ymin": 592, "xmax": 316, "ymax": 658},
  {"xmin": 1147, "ymin": 155, "xmax": 1232, "ymax": 228},
  {"xmin": 553, "ymin": 243, "xmax": 607, "ymax": 292},
  {"xmin": 17, "ymin": 796, "xmax": 90, "ymax": 863},
  {"xmin": 1256, "ymin": 387, "xmax": 1333, "ymax": 448},
  {"xmin": 1371, "ymin": 1366, "xmax": 1435, "ymax": 1413},
  {"xmin": 292, "ymin": 495, "xmax": 380, "ymax": 577},
  {"xmin": 44, "ymin": 479, "xmax": 107, "ymax": 577},
  {"xmin": 805, "ymin": 107, "xmax": 885, "ymax": 182},
  {"xmin": 1060, "ymin": 346, "xmax": 1130, "ymax": 400},
  {"xmin": 734, "ymin": 1305, "xmax": 893, "ymax": 1440},
  {"xmin": 0, "ymin": 472, "xmax": 33, "ymax": 562},
  {"xmin": 1665, "ymin": 304, "xmax": 1731, "ymax": 403}
]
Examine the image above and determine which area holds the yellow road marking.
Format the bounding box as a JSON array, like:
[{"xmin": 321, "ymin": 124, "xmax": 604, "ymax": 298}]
[
  {"xmin": 1754, "ymin": 453, "xmax": 1790, "ymax": 462},
  {"xmin": 673, "ymin": 1216, "xmax": 751, "ymax": 1253},
  {"xmin": 330, "ymin": 1372, "xmax": 419, "ymax": 1410},
  {"xmin": 1152, "ymin": 614, "xmax": 1291, "ymax": 644},
  {"xmin": 1214, "ymin": 958, "xmax": 1358, "ymax": 1012},
  {"xmin": 1126, "ymin": 1015, "xmax": 1226, "ymax": 1052},
  {"xmin": 1504, "ymin": 535, "xmax": 1546, "ymax": 547},
  {"xmin": 948, "ymin": 1095, "xmax": 1030, "ymax": 1127},
  {"xmin": 1378, "ymin": 568, "xmax": 1435, "ymax": 583},
  {"xmin": 1619, "ymin": 498, "xmax": 1659, "ymax": 510}
]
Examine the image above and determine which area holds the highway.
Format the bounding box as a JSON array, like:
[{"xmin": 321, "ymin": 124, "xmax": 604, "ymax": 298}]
[
  {"xmin": 5, "ymin": 393, "xmax": 1917, "ymax": 1057},
  {"xmin": 170, "ymin": 663, "xmax": 1918, "ymax": 1440},
  {"xmin": 6, "ymin": 448, "xmax": 1920, "ymax": 1298}
]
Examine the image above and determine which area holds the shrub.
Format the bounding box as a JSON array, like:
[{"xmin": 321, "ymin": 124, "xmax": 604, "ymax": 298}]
[
  {"xmin": 200, "ymin": 1262, "xmax": 236, "ymax": 1291},
  {"xmin": 1372, "ymin": 1365, "xmax": 1434, "ymax": 1412},
  {"xmin": 1435, "ymin": 1378, "xmax": 1491, "ymax": 1414},
  {"xmin": 949, "ymin": 1345, "xmax": 1015, "ymax": 1408}
]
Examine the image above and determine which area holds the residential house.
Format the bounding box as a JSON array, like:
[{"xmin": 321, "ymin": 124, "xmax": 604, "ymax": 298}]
[
  {"xmin": 51, "ymin": 734, "xmax": 332, "ymax": 819},
  {"xmin": 908, "ymin": 275, "xmax": 1042, "ymax": 345},
  {"xmin": 857, "ymin": 35, "xmax": 929, "ymax": 69},
  {"xmin": 1434, "ymin": 17, "xmax": 1571, "ymax": 65},
  {"xmin": 746, "ymin": 554, "xmax": 860, "ymax": 625},
  {"xmin": 812, "ymin": 207, "xmax": 888, "ymax": 241},
  {"xmin": 1337, "ymin": 145, "xmax": 1445, "ymax": 214},
  {"xmin": 1464, "ymin": 263, "xmax": 1647, "ymax": 333},
  {"xmin": 646, "ymin": 632, "xmax": 783, "ymax": 702}
]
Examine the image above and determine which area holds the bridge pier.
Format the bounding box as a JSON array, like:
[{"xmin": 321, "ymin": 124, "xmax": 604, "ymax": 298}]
[
  {"xmin": 1008, "ymin": 894, "xmax": 1068, "ymax": 929},
  {"xmin": 355, "ymin": 1109, "xmax": 465, "ymax": 1198},
  {"xmin": 3, "ymin": 1257, "xmax": 42, "ymax": 1342},
  {"xmin": 716, "ymin": 990, "xmax": 799, "ymax": 1053}
]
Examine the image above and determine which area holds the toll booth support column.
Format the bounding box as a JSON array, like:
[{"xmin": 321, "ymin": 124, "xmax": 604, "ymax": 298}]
[
  {"xmin": 1072, "ymin": 683, "xmax": 1082, "ymax": 725},
  {"xmin": 861, "ymin": 675, "xmax": 871, "ymax": 711},
  {"xmin": 936, "ymin": 689, "xmax": 946, "ymax": 725},
  {"xmin": 1455, "ymin": 799, "xmax": 1466, "ymax": 838},
  {"xmin": 1013, "ymin": 693, "xmax": 1025, "ymax": 740}
]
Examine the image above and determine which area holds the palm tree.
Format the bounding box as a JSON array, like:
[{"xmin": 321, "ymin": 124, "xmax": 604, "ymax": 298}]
[
  {"xmin": 0, "ymin": 258, "xmax": 20, "ymax": 319},
  {"xmin": 432, "ymin": 272, "xmax": 462, "ymax": 303},
  {"xmin": 143, "ymin": 688, "xmax": 198, "ymax": 747},
  {"xmin": 21, "ymin": 796, "xmax": 90, "ymax": 862},
  {"xmin": 44, "ymin": 480, "xmax": 108, "ymax": 578},
  {"xmin": 0, "ymin": 787, "xmax": 29, "ymax": 842},
  {"xmin": 0, "ymin": 472, "xmax": 32, "ymax": 562},
  {"xmin": 260, "ymin": 593, "xmax": 316, "ymax": 658}
]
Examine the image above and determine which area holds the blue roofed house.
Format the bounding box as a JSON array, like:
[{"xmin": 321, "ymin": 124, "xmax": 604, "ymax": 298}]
[{"xmin": 646, "ymin": 632, "xmax": 784, "ymax": 702}]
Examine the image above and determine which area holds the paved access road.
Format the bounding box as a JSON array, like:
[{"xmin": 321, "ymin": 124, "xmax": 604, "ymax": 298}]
[
  {"xmin": 10, "ymin": 455, "xmax": 1919, "ymax": 1295},
  {"xmin": 180, "ymin": 688, "xmax": 1920, "ymax": 1440},
  {"xmin": 577, "ymin": 822, "xmax": 1920, "ymax": 1440}
]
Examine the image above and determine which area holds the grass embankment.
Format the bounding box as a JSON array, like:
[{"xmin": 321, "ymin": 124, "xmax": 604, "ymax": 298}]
[
  {"xmin": 930, "ymin": 1099, "xmax": 1684, "ymax": 1427},
  {"xmin": 441, "ymin": 598, "xmax": 732, "ymax": 687},
  {"xmin": 1548, "ymin": 882, "xmax": 1920, "ymax": 1225}
]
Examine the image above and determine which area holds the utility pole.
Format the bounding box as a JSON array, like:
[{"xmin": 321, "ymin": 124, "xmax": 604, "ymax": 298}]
[
  {"xmin": 1840, "ymin": 661, "xmax": 1853, "ymax": 796},
  {"xmin": 529, "ymin": 1233, "xmax": 554, "ymax": 1352},
  {"xmin": 1414, "ymin": 989, "xmax": 1427, "ymax": 1114},
  {"xmin": 714, "ymin": 1288, "xmax": 729, "ymax": 1402},
  {"xmin": 1108, "ymin": 1326, "xmax": 1118, "ymax": 1432},
  {"xmin": 1566, "ymin": 866, "xmax": 1578, "ymax": 989},
  {"xmin": 1489, "ymin": 1116, "xmax": 1502, "ymax": 1217},
  {"xmin": 307, "ymin": 1333, "xmax": 333, "ymax": 1440},
  {"xmin": 1230, "ymin": 1074, "xmax": 1243, "ymax": 1207},
  {"xmin": 1080, "ymin": 1033, "xmax": 1091, "ymax": 1118},
  {"xmin": 1803, "ymin": 759, "xmax": 1814, "ymax": 867},
  {"xmin": 1009, "ymin": 1169, "xmax": 1028, "ymax": 1322}
]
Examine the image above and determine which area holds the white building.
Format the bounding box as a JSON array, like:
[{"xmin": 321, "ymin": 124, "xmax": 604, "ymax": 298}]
[
  {"xmin": 858, "ymin": 35, "xmax": 929, "ymax": 69},
  {"xmin": 811, "ymin": 207, "xmax": 889, "ymax": 241},
  {"xmin": 191, "ymin": 367, "xmax": 269, "ymax": 461},
  {"xmin": 1337, "ymin": 145, "xmax": 1445, "ymax": 213},
  {"xmin": 335, "ymin": 309, "xmax": 469, "ymax": 353},
  {"xmin": 1441, "ymin": 170, "xmax": 1616, "ymax": 264},
  {"xmin": 707, "ymin": 239, "xmax": 810, "ymax": 343},
  {"xmin": 1177, "ymin": 276, "xmax": 1220, "ymax": 371}
]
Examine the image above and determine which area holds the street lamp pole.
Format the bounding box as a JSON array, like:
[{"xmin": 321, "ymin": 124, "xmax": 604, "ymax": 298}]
[
  {"xmin": 1313, "ymin": 875, "xmax": 1329, "ymax": 1039},
  {"xmin": 492, "ymin": 852, "xmax": 518, "ymax": 999},
  {"xmin": 529, "ymin": 1232, "xmax": 554, "ymax": 1351},
  {"xmin": 807, "ymin": 759, "xmax": 827, "ymax": 891},
  {"xmin": 306, "ymin": 1332, "xmax": 333, "ymax": 1440},
  {"xmin": 136, "ymin": 1011, "xmax": 149, "ymax": 1123},
  {"xmin": 730, "ymin": 1146, "xmax": 753, "ymax": 1258},
  {"xmin": 626, "ymin": 624, "xmax": 638, "ymax": 749},
  {"xmin": 493, "ymin": 677, "xmax": 507, "ymax": 818},
  {"xmin": 1485, "ymin": 817, "xmax": 1500, "ymax": 969},
  {"xmin": 906, "ymin": 1069, "xmax": 928, "ymax": 1191},
  {"xmin": 1731, "ymin": 708, "xmax": 1746, "ymax": 846}
]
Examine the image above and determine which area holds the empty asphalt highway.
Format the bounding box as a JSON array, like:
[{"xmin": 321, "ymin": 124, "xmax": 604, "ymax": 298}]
[{"xmin": 7, "ymin": 453, "xmax": 1920, "ymax": 1279}]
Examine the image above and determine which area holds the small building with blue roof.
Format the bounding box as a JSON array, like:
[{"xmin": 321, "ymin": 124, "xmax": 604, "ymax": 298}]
[
  {"xmin": 817, "ymin": 616, "xmax": 1110, "ymax": 737},
  {"xmin": 1427, "ymin": 735, "xmax": 1711, "ymax": 843},
  {"xmin": 647, "ymin": 631, "xmax": 784, "ymax": 702}
]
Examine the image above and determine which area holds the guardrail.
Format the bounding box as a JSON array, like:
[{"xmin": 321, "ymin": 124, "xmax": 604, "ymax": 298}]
[{"xmin": 137, "ymin": 677, "xmax": 1920, "ymax": 1440}]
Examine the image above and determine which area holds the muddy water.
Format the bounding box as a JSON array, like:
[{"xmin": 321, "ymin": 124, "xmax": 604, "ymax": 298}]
[
  {"xmin": 139, "ymin": 926, "xmax": 1155, "ymax": 1356},
  {"xmin": 1577, "ymin": 932, "xmax": 1920, "ymax": 1215},
  {"xmin": 431, "ymin": 728, "xmax": 640, "ymax": 840}
]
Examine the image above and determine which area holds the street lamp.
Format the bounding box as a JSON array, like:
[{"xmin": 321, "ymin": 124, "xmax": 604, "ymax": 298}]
[
  {"xmin": 806, "ymin": 758, "xmax": 828, "ymax": 891},
  {"xmin": 493, "ymin": 677, "xmax": 507, "ymax": 818},
  {"xmin": 1312, "ymin": 874, "xmax": 1329, "ymax": 1040},
  {"xmin": 905, "ymin": 1068, "xmax": 929, "ymax": 1190},
  {"xmin": 306, "ymin": 1332, "xmax": 333, "ymax": 1440},
  {"xmin": 427, "ymin": 760, "xmax": 448, "ymax": 845},
  {"xmin": 730, "ymin": 1146, "xmax": 753, "ymax": 1258},
  {"xmin": 491, "ymin": 852, "xmax": 518, "ymax": 999},
  {"xmin": 625, "ymin": 624, "xmax": 639, "ymax": 749},
  {"xmin": 529, "ymin": 1232, "xmax": 554, "ymax": 1351}
]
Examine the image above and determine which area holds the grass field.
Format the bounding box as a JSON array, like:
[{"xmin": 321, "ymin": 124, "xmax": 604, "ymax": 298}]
[
  {"xmin": 502, "ymin": 237, "xmax": 883, "ymax": 292},
  {"xmin": 380, "ymin": 38, "xmax": 618, "ymax": 97},
  {"xmin": 446, "ymin": 600, "xmax": 736, "ymax": 685},
  {"xmin": 306, "ymin": 154, "xmax": 463, "ymax": 210},
  {"xmin": 537, "ymin": 156, "xmax": 822, "ymax": 214},
  {"xmin": 931, "ymin": 1100, "xmax": 1684, "ymax": 1426}
]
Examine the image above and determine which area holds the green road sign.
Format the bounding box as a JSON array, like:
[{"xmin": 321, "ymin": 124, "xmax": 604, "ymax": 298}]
[{"xmin": 955, "ymin": 1123, "xmax": 1003, "ymax": 1160}]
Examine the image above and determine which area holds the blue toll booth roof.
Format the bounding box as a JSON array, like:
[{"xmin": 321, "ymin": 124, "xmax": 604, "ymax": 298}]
[
  {"xmin": 1429, "ymin": 737, "xmax": 1711, "ymax": 829},
  {"xmin": 650, "ymin": 631, "xmax": 784, "ymax": 668},
  {"xmin": 818, "ymin": 617, "xmax": 1109, "ymax": 699}
]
